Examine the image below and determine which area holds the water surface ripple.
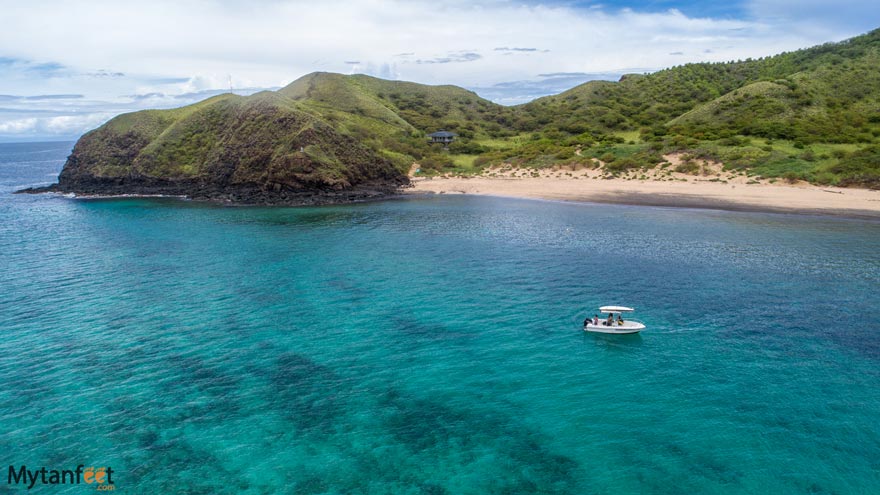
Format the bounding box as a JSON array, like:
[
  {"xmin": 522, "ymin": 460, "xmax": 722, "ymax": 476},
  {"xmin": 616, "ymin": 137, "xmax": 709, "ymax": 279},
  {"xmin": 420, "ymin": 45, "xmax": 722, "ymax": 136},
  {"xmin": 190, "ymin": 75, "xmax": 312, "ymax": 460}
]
[{"xmin": 1, "ymin": 142, "xmax": 879, "ymax": 494}]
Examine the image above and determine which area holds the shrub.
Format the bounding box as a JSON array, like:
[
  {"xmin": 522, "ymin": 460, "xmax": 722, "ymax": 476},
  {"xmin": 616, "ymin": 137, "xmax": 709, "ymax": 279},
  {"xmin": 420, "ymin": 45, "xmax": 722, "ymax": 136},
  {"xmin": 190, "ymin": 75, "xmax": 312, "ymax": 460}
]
[
  {"xmin": 599, "ymin": 152, "xmax": 616, "ymax": 163},
  {"xmin": 799, "ymin": 150, "xmax": 816, "ymax": 162},
  {"xmin": 605, "ymin": 157, "xmax": 641, "ymax": 172},
  {"xmin": 447, "ymin": 140, "xmax": 489, "ymax": 155},
  {"xmin": 675, "ymin": 161, "xmax": 701, "ymax": 174},
  {"xmin": 473, "ymin": 156, "xmax": 492, "ymax": 167},
  {"xmin": 555, "ymin": 148, "xmax": 575, "ymax": 160},
  {"xmin": 418, "ymin": 155, "xmax": 454, "ymax": 173},
  {"xmin": 813, "ymin": 171, "xmax": 838, "ymax": 185}
]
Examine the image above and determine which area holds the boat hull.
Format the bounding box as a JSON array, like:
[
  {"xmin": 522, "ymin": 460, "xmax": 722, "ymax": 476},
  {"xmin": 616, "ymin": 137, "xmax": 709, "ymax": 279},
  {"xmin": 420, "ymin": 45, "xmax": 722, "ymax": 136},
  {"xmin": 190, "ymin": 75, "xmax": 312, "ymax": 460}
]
[{"xmin": 584, "ymin": 322, "xmax": 645, "ymax": 334}]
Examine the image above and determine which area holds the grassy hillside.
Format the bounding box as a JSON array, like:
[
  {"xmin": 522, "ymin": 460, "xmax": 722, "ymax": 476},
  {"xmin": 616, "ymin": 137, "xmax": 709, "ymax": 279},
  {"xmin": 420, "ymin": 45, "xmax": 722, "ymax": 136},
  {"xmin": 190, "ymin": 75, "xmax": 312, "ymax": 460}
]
[
  {"xmin": 277, "ymin": 72, "xmax": 519, "ymax": 171},
  {"xmin": 58, "ymin": 90, "xmax": 406, "ymax": 198},
  {"xmin": 489, "ymin": 27, "xmax": 880, "ymax": 187},
  {"xmin": 527, "ymin": 28, "xmax": 880, "ymax": 139},
  {"xmin": 280, "ymin": 72, "xmax": 517, "ymax": 135}
]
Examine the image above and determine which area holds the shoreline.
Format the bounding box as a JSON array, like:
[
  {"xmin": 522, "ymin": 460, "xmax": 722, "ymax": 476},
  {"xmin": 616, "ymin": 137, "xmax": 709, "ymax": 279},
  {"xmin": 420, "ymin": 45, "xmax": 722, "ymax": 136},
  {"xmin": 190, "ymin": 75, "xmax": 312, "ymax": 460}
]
[
  {"xmin": 15, "ymin": 178, "xmax": 406, "ymax": 207},
  {"xmin": 16, "ymin": 174, "xmax": 880, "ymax": 220},
  {"xmin": 405, "ymin": 172, "xmax": 880, "ymax": 220}
]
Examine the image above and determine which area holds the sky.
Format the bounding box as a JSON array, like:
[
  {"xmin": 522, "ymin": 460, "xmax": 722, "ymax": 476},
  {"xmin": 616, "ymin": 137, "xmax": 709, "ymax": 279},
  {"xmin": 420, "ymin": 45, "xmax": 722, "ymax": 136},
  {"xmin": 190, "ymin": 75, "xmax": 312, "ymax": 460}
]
[{"xmin": 1, "ymin": 0, "xmax": 878, "ymax": 141}]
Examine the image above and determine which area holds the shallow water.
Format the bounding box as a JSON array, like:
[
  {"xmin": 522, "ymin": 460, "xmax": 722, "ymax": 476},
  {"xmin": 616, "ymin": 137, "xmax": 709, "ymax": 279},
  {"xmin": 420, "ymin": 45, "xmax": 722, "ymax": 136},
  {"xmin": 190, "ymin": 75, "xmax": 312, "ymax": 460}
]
[{"xmin": 2, "ymin": 142, "xmax": 880, "ymax": 494}]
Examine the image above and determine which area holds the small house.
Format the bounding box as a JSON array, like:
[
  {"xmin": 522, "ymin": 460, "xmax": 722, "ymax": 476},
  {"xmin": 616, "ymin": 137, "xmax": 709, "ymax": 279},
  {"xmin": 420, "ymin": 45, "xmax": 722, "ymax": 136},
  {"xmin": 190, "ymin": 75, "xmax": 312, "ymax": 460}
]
[{"xmin": 427, "ymin": 131, "xmax": 456, "ymax": 145}]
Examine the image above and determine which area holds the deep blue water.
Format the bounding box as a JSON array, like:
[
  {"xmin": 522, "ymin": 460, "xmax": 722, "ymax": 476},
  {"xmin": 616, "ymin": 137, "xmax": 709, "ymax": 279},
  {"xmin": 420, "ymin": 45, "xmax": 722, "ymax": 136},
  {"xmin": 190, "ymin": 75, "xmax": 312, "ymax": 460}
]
[{"xmin": 1, "ymin": 141, "xmax": 880, "ymax": 494}]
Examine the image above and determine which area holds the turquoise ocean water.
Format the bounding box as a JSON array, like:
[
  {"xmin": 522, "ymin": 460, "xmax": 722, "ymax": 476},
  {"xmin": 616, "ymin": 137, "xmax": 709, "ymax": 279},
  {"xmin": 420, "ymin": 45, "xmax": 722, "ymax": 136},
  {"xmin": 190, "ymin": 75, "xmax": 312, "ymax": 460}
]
[{"xmin": 1, "ymin": 141, "xmax": 880, "ymax": 494}]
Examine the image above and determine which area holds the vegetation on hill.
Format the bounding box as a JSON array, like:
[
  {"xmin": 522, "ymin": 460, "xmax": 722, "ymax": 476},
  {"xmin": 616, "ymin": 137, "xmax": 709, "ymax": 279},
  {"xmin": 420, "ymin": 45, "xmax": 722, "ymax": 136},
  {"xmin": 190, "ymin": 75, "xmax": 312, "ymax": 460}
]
[
  {"xmin": 277, "ymin": 72, "xmax": 516, "ymax": 171},
  {"xmin": 51, "ymin": 27, "xmax": 880, "ymax": 200},
  {"xmin": 55, "ymin": 89, "xmax": 408, "ymax": 203},
  {"xmin": 505, "ymin": 27, "xmax": 880, "ymax": 187}
]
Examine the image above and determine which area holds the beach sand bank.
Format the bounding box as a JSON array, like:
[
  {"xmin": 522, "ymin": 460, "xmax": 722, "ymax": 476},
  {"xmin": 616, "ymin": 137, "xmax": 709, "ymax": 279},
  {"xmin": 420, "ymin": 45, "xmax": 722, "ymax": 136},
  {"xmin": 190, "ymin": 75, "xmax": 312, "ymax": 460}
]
[{"xmin": 405, "ymin": 166, "xmax": 880, "ymax": 219}]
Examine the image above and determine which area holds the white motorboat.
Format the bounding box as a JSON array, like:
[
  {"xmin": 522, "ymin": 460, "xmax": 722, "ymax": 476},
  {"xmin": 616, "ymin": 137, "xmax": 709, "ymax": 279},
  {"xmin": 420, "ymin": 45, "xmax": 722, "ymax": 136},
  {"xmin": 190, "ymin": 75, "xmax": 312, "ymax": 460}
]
[{"xmin": 584, "ymin": 306, "xmax": 646, "ymax": 334}]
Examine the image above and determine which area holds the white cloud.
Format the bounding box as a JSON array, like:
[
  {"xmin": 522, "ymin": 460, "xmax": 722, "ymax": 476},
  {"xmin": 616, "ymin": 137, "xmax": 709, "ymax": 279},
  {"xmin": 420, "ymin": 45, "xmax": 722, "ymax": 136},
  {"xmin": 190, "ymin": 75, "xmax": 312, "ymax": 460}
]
[
  {"xmin": 0, "ymin": 0, "xmax": 877, "ymax": 139},
  {"xmin": 0, "ymin": 118, "xmax": 40, "ymax": 134},
  {"xmin": 0, "ymin": 113, "xmax": 114, "ymax": 138},
  {"xmin": 0, "ymin": 0, "xmax": 854, "ymax": 88}
]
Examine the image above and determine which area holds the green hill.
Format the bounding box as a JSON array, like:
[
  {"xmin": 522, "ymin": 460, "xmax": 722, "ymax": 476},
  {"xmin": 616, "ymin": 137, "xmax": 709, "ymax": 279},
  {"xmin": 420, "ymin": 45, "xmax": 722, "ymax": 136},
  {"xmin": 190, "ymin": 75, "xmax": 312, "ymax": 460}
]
[
  {"xmin": 279, "ymin": 72, "xmax": 510, "ymax": 134},
  {"xmin": 277, "ymin": 72, "xmax": 517, "ymax": 169},
  {"xmin": 669, "ymin": 50, "xmax": 880, "ymax": 144},
  {"xmin": 278, "ymin": 72, "xmax": 509, "ymax": 133},
  {"xmin": 53, "ymin": 90, "xmax": 408, "ymax": 204},
  {"xmin": 504, "ymin": 28, "xmax": 880, "ymax": 187},
  {"xmin": 527, "ymin": 27, "xmax": 880, "ymax": 142}
]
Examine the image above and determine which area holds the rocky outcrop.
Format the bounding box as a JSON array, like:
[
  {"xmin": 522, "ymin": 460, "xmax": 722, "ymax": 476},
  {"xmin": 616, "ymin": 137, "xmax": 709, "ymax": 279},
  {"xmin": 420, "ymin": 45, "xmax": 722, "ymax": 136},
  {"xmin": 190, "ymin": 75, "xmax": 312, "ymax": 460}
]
[{"xmin": 21, "ymin": 90, "xmax": 409, "ymax": 205}]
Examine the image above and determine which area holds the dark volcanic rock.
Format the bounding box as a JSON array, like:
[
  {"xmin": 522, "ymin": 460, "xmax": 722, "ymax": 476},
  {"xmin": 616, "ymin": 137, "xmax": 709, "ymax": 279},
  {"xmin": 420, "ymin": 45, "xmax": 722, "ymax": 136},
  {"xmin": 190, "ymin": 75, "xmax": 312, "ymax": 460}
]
[{"xmin": 20, "ymin": 177, "xmax": 406, "ymax": 206}]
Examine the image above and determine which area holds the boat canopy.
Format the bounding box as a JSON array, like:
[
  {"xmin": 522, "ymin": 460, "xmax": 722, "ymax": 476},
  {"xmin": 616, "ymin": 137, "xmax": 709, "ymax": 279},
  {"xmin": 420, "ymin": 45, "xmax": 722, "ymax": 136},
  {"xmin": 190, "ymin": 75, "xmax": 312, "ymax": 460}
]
[{"xmin": 599, "ymin": 306, "xmax": 635, "ymax": 313}]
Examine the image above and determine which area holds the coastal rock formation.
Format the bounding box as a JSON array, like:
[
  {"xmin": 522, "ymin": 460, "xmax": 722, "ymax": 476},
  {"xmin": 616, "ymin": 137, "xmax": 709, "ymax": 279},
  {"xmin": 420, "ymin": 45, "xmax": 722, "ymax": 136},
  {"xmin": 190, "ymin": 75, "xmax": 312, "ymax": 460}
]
[{"xmin": 27, "ymin": 90, "xmax": 409, "ymax": 204}]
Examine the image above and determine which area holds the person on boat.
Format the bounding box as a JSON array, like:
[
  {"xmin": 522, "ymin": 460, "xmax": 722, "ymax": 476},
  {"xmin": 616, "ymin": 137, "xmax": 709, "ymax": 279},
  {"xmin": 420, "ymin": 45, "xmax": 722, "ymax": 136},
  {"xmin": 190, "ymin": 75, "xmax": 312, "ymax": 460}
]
[
  {"xmin": 593, "ymin": 315, "xmax": 599, "ymax": 326},
  {"xmin": 617, "ymin": 314, "xmax": 624, "ymax": 325},
  {"xmin": 605, "ymin": 314, "xmax": 613, "ymax": 326}
]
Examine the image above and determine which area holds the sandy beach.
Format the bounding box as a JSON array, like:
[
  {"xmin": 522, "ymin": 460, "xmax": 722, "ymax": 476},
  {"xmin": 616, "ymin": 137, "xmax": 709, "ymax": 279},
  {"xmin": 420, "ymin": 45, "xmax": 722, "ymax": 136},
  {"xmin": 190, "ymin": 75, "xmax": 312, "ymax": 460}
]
[{"xmin": 406, "ymin": 163, "xmax": 880, "ymax": 219}]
